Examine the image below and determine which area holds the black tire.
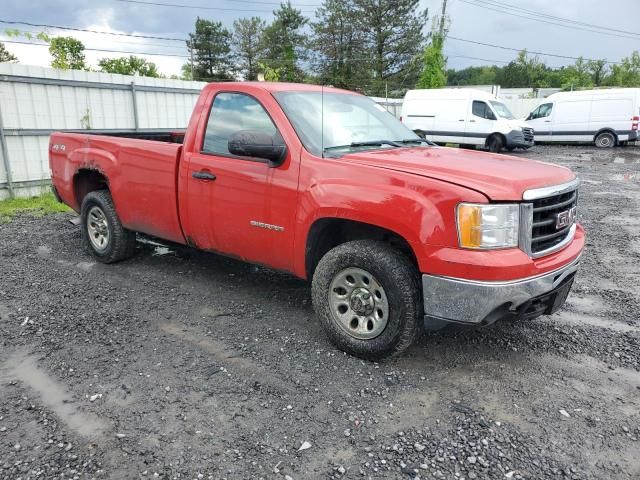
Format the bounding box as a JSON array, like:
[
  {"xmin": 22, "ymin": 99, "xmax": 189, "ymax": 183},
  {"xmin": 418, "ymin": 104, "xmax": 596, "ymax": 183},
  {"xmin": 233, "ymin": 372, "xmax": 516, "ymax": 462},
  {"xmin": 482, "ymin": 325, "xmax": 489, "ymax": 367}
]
[
  {"xmin": 311, "ymin": 240, "xmax": 422, "ymax": 361},
  {"xmin": 487, "ymin": 134, "xmax": 504, "ymax": 153},
  {"xmin": 80, "ymin": 190, "xmax": 136, "ymax": 263},
  {"xmin": 594, "ymin": 131, "xmax": 616, "ymax": 148}
]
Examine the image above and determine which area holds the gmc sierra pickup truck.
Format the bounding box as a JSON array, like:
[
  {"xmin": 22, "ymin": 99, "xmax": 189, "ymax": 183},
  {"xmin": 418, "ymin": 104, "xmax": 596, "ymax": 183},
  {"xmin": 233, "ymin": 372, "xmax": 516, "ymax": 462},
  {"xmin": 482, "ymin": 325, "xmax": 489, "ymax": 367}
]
[{"xmin": 50, "ymin": 82, "xmax": 584, "ymax": 360}]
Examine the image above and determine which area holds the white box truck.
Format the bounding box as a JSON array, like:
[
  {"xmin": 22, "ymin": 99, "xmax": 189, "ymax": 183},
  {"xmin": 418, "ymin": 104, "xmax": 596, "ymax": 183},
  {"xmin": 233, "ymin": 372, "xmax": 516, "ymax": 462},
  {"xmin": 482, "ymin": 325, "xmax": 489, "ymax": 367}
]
[
  {"xmin": 525, "ymin": 88, "xmax": 640, "ymax": 147},
  {"xmin": 400, "ymin": 88, "xmax": 534, "ymax": 153}
]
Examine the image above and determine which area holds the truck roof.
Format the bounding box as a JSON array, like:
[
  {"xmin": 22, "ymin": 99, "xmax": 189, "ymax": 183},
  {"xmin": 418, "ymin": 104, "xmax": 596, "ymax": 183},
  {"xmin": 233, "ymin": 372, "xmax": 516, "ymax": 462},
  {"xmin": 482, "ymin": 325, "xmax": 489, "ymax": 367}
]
[{"xmin": 204, "ymin": 82, "xmax": 358, "ymax": 95}]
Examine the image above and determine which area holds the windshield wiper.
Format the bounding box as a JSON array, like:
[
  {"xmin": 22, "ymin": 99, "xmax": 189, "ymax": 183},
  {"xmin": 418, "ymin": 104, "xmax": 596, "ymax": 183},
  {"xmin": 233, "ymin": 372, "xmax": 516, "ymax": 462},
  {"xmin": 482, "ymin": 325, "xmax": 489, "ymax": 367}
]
[
  {"xmin": 350, "ymin": 140, "xmax": 404, "ymax": 148},
  {"xmin": 397, "ymin": 137, "xmax": 436, "ymax": 146}
]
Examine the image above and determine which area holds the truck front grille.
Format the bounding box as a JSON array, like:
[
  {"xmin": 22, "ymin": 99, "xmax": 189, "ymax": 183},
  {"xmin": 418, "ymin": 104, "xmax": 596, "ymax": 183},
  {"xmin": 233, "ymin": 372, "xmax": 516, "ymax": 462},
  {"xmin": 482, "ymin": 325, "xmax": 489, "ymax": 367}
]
[
  {"xmin": 523, "ymin": 127, "xmax": 534, "ymax": 142},
  {"xmin": 530, "ymin": 189, "xmax": 578, "ymax": 255}
]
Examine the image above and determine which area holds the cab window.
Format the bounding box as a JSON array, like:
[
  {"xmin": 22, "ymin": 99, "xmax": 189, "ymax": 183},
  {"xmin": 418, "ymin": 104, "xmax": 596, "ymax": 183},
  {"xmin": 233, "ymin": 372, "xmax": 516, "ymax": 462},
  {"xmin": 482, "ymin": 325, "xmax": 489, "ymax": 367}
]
[
  {"xmin": 472, "ymin": 101, "xmax": 496, "ymax": 120},
  {"xmin": 530, "ymin": 103, "xmax": 553, "ymax": 120},
  {"xmin": 203, "ymin": 92, "xmax": 278, "ymax": 156}
]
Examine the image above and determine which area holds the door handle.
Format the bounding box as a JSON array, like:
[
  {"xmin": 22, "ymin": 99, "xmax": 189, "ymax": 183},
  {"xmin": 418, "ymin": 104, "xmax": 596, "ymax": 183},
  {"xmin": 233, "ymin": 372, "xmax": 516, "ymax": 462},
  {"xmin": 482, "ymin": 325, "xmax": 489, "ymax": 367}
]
[
  {"xmin": 469, "ymin": 120, "xmax": 476, "ymax": 123},
  {"xmin": 458, "ymin": 119, "xmax": 465, "ymax": 122},
  {"xmin": 192, "ymin": 170, "xmax": 216, "ymax": 181},
  {"xmin": 544, "ymin": 120, "xmax": 551, "ymax": 123}
]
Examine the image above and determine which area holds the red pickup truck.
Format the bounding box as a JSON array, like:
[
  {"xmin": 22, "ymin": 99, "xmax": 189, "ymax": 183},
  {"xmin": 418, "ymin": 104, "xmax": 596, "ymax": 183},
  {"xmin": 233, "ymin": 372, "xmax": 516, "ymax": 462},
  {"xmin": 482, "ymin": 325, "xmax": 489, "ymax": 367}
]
[{"xmin": 50, "ymin": 82, "xmax": 584, "ymax": 360}]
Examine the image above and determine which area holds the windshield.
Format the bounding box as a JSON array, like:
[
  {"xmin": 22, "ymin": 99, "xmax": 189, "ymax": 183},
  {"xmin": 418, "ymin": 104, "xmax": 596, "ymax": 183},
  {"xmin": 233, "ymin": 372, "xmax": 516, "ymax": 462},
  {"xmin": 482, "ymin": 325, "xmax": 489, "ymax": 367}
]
[
  {"xmin": 489, "ymin": 101, "xmax": 515, "ymax": 120},
  {"xmin": 273, "ymin": 91, "xmax": 423, "ymax": 156}
]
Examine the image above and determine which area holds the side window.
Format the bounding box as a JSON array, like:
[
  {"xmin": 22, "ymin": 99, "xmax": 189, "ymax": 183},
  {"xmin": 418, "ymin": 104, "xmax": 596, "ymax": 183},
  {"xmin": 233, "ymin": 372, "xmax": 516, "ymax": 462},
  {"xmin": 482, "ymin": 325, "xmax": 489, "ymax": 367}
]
[
  {"xmin": 202, "ymin": 92, "xmax": 277, "ymax": 156},
  {"xmin": 472, "ymin": 100, "xmax": 487, "ymax": 118},
  {"xmin": 472, "ymin": 101, "xmax": 496, "ymax": 120},
  {"xmin": 538, "ymin": 103, "xmax": 553, "ymax": 118},
  {"xmin": 529, "ymin": 105, "xmax": 541, "ymax": 119}
]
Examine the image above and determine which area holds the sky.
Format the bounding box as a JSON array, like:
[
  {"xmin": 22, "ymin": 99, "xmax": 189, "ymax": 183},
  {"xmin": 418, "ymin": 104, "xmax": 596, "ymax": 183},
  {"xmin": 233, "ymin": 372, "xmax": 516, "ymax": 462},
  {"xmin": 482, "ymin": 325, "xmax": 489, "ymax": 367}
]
[{"xmin": 0, "ymin": 0, "xmax": 638, "ymax": 78}]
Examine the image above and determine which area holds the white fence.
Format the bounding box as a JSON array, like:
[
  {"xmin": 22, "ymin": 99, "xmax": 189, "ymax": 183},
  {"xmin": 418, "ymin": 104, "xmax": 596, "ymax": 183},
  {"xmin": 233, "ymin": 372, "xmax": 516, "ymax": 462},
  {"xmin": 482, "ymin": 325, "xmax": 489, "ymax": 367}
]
[{"xmin": 0, "ymin": 64, "xmax": 207, "ymax": 199}]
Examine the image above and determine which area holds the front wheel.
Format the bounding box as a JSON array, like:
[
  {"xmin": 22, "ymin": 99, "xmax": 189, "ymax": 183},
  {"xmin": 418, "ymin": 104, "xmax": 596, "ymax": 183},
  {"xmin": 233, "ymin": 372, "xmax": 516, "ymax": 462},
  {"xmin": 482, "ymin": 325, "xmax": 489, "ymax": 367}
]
[
  {"xmin": 595, "ymin": 131, "xmax": 616, "ymax": 148},
  {"xmin": 81, "ymin": 190, "xmax": 136, "ymax": 263},
  {"xmin": 487, "ymin": 134, "xmax": 504, "ymax": 153},
  {"xmin": 311, "ymin": 240, "xmax": 422, "ymax": 361}
]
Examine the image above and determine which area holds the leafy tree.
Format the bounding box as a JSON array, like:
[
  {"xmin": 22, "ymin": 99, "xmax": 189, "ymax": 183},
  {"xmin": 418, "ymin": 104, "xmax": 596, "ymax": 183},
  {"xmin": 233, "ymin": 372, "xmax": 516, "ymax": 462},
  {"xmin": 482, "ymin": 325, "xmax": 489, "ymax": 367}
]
[
  {"xmin": 49, "ymin": 36, "xmax": 86, "ymax": 70},
  {"xmin": 417, "ymin": 34, "xmax": 446, "ymax": 88},
  {"xmin": 0, "ymin": 41, "xmax": 17, "ymax": 63},
  {"xmin": 311, "ymin": 0, "xmax": 366, "ymax": 89},
  {"xmin": 261, "ymin": 2, "xmax": 308, "ymax": 82},
  {"xmin": 607, "ymin": 51, "xmax": 640, "ymax": 87},
  {"xmin": 447, "ymin": 65, "xmax": 497, "ymax": 86},
  {"xmin": 495, "ymin": 50, "xmax": 550, "ymax": 88},
  {"xmin": 98, "ymin": 56, "xmax": 160, "ymax": 77},
  {"xmin": 181, "ymin": 63, "xmax": 194, "ymax": 81},
  {"xmin": 587, "ymin": 59, "xmax": 608, "ymax": 86},
  {"xmin": 354, "ymin": 0, "xmax": 427, "ymax": 96},
  {"xmin": 233, "ymin": 17, "xmax": 267, "ymax": 81},
  {"xmin": 187, "ymin": 18, "xmax": 235, "ymax": 81},
  {"xmin": 559, "ymin": 57, "xmax": 593, "ymax": 90}
]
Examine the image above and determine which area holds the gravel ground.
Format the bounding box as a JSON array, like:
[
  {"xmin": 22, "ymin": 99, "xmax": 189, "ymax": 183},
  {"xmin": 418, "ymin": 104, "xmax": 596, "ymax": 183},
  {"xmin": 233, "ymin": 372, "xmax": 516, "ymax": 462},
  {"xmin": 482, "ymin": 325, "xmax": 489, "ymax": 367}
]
[{"xmin": 1, "ymin": 145, "xmax": 639, "ymax": 480}]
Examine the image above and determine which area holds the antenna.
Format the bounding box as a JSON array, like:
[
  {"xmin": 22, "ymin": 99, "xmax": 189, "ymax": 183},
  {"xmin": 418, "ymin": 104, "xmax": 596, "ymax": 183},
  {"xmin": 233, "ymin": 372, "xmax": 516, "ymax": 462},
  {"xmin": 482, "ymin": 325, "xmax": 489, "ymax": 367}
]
[{"xmin": 321, "ymin": 83, "xmax": 324, "ymax": 157}]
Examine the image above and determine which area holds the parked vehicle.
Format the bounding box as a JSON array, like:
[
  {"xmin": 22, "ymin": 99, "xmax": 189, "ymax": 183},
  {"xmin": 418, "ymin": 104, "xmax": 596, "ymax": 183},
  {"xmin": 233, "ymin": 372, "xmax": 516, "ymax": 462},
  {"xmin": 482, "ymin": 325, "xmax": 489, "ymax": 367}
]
[
  {"xmin": 400, "ymin": 88, "xmax": 534, "ymax": 152},
  {"xmin": 50, "ymin": 82, "xmax": 584, "ymax": 360},
  {"xmin": 525, "ymin": 88, "xmax": 640, "ymax": 147}
]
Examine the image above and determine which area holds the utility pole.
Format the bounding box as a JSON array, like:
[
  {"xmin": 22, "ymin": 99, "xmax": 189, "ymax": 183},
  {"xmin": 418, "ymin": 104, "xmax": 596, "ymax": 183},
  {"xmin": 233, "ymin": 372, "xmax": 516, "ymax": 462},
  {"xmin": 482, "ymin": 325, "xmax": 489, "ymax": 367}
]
[{"xmin": 438, "ymin": 0, "xmax": 448, "ymax": 38}]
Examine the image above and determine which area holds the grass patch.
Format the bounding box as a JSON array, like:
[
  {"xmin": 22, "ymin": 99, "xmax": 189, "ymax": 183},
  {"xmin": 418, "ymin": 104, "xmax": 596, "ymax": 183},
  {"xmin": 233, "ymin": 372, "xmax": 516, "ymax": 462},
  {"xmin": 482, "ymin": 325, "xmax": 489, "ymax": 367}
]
[{"xmin": 0, "ymin": 193, "xmax": 71, "ymax": 224}]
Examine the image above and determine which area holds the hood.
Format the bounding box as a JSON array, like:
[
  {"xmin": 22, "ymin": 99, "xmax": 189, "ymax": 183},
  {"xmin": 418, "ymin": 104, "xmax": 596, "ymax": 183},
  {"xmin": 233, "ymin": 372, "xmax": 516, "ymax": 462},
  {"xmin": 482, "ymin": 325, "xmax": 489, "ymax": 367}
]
[{"xmin": 339, "ymin": 146, "xmax": 575, "ymax": 201}]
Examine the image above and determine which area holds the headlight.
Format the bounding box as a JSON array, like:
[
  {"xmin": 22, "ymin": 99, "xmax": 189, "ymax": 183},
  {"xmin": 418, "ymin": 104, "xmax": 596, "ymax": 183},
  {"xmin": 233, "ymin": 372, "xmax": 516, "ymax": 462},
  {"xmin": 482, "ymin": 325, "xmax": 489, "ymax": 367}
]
[{"xmin": 457, "ymin": 203, "xmax": 520, "ymax": 249}]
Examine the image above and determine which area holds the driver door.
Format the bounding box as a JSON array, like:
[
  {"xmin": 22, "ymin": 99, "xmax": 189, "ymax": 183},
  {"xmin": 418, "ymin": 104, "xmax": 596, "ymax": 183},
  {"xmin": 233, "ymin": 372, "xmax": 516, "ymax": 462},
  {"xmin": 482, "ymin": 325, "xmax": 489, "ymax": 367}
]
[
  {"xmin": 467, "ymin": 100, "xmax": 497, "ymax": 145},
  {"xmin": 526, "ymin": 103, "xmax": 554, "ymax": 140},
  {"xmin": 182, "ymin": 91, "xmax": 298, "ymax": 272}
]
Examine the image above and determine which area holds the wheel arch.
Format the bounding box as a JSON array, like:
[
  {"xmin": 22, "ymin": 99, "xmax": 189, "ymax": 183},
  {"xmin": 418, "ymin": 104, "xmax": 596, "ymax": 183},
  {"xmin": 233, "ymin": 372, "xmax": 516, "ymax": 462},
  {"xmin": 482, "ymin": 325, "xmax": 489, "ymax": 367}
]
[
  {"xmin": 593, "ymin": 128, "xmax": 618, "ymax": 145},
  {"xmin": 304, "ymin": 218, "xmax": 419, "ymax": 281},
  {"xmin": 485, "ymin": 132, "xmax": 506, "ymax": 148},
  {"xmin": 73, "ymin": 168, "xmax": 110, "ymax": 210}
]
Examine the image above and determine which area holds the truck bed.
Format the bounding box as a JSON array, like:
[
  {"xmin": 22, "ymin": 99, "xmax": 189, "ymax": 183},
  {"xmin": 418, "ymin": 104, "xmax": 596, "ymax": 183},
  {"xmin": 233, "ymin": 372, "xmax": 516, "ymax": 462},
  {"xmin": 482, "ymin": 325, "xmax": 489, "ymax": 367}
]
[{"xmin": 50, "ymin": 132, "xmax": 186, "ymax": 244}]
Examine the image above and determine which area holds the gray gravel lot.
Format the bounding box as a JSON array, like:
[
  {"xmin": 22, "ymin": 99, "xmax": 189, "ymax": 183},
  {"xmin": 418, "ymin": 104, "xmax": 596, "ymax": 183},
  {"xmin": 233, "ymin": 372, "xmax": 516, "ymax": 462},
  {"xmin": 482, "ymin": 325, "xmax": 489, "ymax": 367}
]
[{"xmin": 1, "ymin": 145, "xmax": 639, "ymax": 480}]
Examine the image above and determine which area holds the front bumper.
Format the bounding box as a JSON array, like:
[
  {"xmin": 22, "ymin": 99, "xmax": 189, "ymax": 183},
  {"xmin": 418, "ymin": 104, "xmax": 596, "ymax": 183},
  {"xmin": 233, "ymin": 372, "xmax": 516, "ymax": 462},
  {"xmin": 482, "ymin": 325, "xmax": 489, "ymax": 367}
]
[
  {"xmin": 505, "ymin": 129, "xmax": 534, "ymax": 148},
  {"xmin": 422, "ymin": 254, "xmax": 580, "ymax": 330}
]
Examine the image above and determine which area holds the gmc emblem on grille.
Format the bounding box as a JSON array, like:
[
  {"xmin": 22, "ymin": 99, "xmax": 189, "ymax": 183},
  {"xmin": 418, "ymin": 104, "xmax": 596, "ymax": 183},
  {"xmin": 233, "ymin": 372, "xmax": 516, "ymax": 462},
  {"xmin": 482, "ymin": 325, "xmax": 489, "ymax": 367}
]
[{"xmin": 555, "ymin": 206, "xmax": 577, "ymax": 230}]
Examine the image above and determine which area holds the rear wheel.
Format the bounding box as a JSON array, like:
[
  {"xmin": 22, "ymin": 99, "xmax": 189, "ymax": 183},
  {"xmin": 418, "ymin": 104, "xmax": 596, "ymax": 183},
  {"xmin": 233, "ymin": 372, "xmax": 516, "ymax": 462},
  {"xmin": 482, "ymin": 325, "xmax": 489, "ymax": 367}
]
[
  {"xmin": 595, "ymin": 131, "xmax": 616, "ymax": 148},
  {"xmin": 487, "ymin": 134, "xmax": 504, "ymax": 153},
  {"xmin": 81, "ymin": 190, "xmax": 136, "ymax": 263},
  {"xmin": 311, "ymin": 240, "xmax": 422, "ymax": 361}
]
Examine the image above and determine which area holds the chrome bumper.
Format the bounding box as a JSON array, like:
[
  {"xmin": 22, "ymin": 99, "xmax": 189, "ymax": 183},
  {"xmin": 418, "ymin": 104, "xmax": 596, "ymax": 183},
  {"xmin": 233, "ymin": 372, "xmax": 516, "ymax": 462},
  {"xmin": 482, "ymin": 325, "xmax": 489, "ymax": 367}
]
[{"xmin": 422, "ymin": 255, "xmax": 581, "ymax": 330}]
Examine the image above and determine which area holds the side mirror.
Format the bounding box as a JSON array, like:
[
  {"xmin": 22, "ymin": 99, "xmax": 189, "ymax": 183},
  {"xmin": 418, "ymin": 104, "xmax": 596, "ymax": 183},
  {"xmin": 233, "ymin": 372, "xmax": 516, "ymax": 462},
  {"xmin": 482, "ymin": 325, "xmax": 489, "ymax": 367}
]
[
  {"xmin": 526, "ymin": 113, "xmax": 533, "ymax": 121},
  {"xmin": 413, "ymin": 129, "xmax": 427, "ymax": 139},
  {"xmin": 487, "ymin": 111, "xmax": 497, "ymax": 121},
  {"xmin": 228, "ymin": 130, "xmax": 287, "ymax": 166}
]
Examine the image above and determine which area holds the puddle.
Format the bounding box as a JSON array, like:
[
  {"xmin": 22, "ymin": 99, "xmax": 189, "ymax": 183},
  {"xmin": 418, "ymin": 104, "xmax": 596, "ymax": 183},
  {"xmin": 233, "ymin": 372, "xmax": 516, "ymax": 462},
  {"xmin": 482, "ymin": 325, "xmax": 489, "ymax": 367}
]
[{"xmin": 1, "ymin": 350, "xmax": 109, "ymax": 438}]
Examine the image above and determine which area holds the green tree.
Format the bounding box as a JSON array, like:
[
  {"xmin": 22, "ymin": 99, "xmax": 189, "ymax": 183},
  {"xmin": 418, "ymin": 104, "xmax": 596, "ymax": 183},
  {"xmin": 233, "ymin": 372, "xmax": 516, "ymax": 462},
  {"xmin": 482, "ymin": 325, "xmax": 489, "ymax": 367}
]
[
  {"xmin": 495, "ymin": 50, "xmax": 549, "ymax": 88},
  {"xmin": 181, "ymin": 63, "xmax": 193, "ymax": 81},
  {"xmin": 49, "ymin": 36, "xmax": 86, "ymax": 70},
  {"xmin": 607, "ymin": 51, "xmax": 640, "ymax": 87},
  {"xmin": 559, "ymin": 57, "xmax": 594, "ymax": 90},
  {"xmin": 187, "ymin": 18, "xmax": 235, "ymax": 81},
  {"xmin": 98, "ymin": 56, "xmax": 160, "ymax": 77},
  {"xmin": 311, "ymin": 0, "xmax": 366, "ymax": 89},
  {"xmin": 354, "ymin": 0, "xmax": 428, "ymax": 96},
  {"xmin": 233, "ymin": 17, "xmax": 266, "ymax": 81},
  {"xmin": 261, "ymin": 2, "xmax": 308, "ymax": 82},
  {"xmin": 417, "ymin": 35, "xmax": 446, "ymax": 88},
  {"xmin": 587, "ymin": 59, "xmax": 608, "ymax": 86},
  {"xmin": 0, "ymin": 42, "xmax": 17, "ymax": 63}
]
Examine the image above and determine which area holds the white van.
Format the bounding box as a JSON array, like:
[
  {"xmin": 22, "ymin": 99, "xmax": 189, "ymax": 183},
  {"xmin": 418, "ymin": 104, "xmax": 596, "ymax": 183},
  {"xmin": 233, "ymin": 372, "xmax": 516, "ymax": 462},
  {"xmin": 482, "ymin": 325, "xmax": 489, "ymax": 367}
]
[
  {"xmin": 525, "ymin": 89, "xmax": 640, "ymax": 148},
  {"xmin": 401, "ymin": 88, "xmax": 534, "ymax": 152}
]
